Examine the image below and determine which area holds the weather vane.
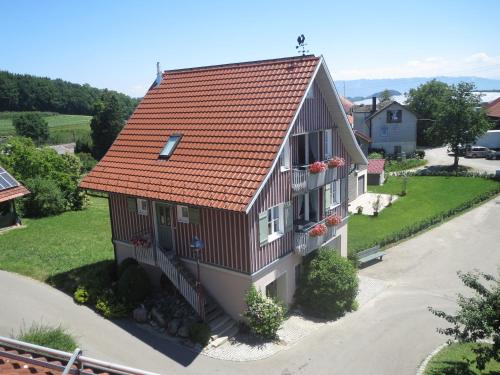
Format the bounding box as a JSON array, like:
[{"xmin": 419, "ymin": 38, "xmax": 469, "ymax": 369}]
[{"xmin": 296, "ymin": 34, "xmax": 309, "ymax": 56}]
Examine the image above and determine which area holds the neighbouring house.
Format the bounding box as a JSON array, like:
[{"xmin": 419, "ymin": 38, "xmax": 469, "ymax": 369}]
[
  {"xmin": 353, "ymin": 98, "xmax": 417, "ymax": 156},
  {"xmin": 486, "ymin": 97, "xmax": 500, "ymax": 129},
  {"xmin": 80, "ymin": 55, "xmax": 367, "ymax": 322},
  {"xmin": 0, "ymin": 166, "xmax": 29, "ymax": 229},
  {"xmin": 341, "ymin": 96, "xmax": 369, "ymax": 202},
  {"xmin": 367, "ymin": 159, "xmax": 385, "ymax": 185}
]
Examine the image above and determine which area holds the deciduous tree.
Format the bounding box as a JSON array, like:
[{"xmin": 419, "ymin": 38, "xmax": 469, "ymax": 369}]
[{"xmin": 13, "ymin": 113, "xmax": 49, "ymax": 144}]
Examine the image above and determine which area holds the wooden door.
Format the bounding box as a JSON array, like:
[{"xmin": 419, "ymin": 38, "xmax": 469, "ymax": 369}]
[{"xmin": 155, "ymin": 203, "xmax": 173, "ymax": 251}]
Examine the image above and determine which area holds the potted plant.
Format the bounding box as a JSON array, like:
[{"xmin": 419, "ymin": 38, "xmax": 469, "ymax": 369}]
[
  {"xmin": 328, "ymin": 156, "xmax": 345, "ymax": 169},
  {"xmin": 308, "ymin": 161, "xmax": 327, "ymax": 174},
  {"xmin": 325, "ymin": 214, "xmax": 342, "ymax": 226},
  {"xmin": 309, "ymin": 223, "xmax": 327, "ymax": 237}
]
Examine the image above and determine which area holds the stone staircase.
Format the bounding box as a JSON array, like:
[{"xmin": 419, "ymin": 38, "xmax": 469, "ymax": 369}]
[{"xmin": 152, "ymin": 248, "xmax": 238, "ymax": 347}]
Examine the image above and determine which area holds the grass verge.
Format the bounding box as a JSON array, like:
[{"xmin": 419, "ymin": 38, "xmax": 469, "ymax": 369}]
[
  {"xmin": 15, "ymin": 322, "xmax": 78, "ymax": 351},
  {"xmin": 385, "ymin": 158, "xmax": 427, "ymax": 172},
  {"xmin": 348, "ymin": 176, "xmax": 500, "ymax": 253},
  {"xmin": 425, "ymin": 342, "xmax": 500, "ymax": 375},
  {"xmin": 0, "ymin": 196, "xmax": 114, "ymax": 293}
]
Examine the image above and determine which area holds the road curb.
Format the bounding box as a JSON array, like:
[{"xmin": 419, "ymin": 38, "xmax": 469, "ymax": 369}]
[{"xmin": 415, "ymin": 342, "xmax": 448, "ymax": 375}]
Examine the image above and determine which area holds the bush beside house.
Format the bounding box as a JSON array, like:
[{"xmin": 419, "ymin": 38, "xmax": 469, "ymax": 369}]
[
  {"xmin": 296, "ymin": 248, "xmax": 358, "ymax": 320},
  {"xmin": 243, "ymin": 285, "xmax": 285, "ymax": 340}
]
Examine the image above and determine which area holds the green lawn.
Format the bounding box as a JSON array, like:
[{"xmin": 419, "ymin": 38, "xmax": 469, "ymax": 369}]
[
  {"xmin": 425, "ymin": 343, "xmax": 500, "ymax": 375},
  {"xmin": 385, "ymin": 158, "xmax": 428, "ymax": 172},
  {"xmin": 0, "ymin": 111, "xmax": 91, "ymax": 144},
  {"xmin": 0, "ymin": 197, "xmax": 114, "ymax": 293},
  {"xmin": 348, "ymin": 176, "xmax": 500, "ymax": 253}
]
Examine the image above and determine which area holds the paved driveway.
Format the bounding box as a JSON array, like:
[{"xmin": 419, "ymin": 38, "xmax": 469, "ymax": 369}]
[
  {"xmin": 424, "ymin": 146, "xmax": 500, "ymax": 174},
  {"xmin": 1, "ymin": 198, "xmax": 499, "ymax": 375}
]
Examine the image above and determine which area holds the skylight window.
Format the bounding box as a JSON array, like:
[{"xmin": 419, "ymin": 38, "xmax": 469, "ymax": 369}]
[{"xmin": 159, "ymin": 134, "xmax": 182, "ymax": 159}]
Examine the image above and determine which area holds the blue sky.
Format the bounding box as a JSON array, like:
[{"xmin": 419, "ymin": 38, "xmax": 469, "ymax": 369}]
[{"xmin": 1, "ymin": 0, "xmax": 499, "ymax": 97}]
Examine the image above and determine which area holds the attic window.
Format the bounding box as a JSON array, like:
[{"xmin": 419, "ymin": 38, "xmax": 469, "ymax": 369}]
[{"xmin": 159, "ymin": 134, "xmax": 182, "ymax": 159}]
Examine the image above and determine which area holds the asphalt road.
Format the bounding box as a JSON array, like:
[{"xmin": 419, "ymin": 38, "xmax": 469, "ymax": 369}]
[
  {"xmin": 424, "ymin": 146, "xmax": 500, "ymax": 174},
  {"xmin": 1, "ymin": 197, "xmax": 499, "ymax": 375}
]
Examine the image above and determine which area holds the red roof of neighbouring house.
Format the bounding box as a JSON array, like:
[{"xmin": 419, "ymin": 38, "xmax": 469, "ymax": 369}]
[
  {"xmin": 368, "ymin": 159, "xmax": 385, "ymax": 174},
  {"xmin": 340, "ymin": 96, "xmax": 353, "ymax": 113},
  {"xmin": 0, "ymin": 166, "xmax": 29, "ymax": 203},
  {"xmin": 486, "ymin": 97, "xmax": 500, "ymax": 118},
  {"xmin": 80, "ymin": 56, "xmax": 320, "ymax": 211},
  {"xmin": 354, "ymin": 130, "xmax": 371, "ymax": 143}
]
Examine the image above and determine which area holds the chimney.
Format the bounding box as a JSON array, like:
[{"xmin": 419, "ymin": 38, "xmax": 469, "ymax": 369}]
[
  {"xmin": 155, "ymin": 62, "xmax": 162, "ymax": 86},
  {"xmin": 371, "ymin": 96, "xmax": 377, "ymax": 113}
]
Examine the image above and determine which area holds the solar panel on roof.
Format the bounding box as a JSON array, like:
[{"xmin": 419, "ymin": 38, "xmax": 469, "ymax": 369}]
[{"xmin": 0, "ymin": 167, "xmax": 19, "ymax": 191}]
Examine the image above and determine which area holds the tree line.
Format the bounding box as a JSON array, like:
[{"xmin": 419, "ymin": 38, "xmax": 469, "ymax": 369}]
[{"xmin": 0, "ymin": 70, "xmax": 139, "ymax": 117}]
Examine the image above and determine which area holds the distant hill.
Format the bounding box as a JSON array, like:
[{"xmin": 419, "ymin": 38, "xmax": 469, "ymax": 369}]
[
  {"xmin": 338, "ymin": 76, "xmax": 500, "ymax": 99},
  {"xmin": 0, "ymin": 70, "xmax": 140, "ymax": 118},
  {"xmin": 349, "ymin": 89, "xmax": 401, "ymax": 102}
]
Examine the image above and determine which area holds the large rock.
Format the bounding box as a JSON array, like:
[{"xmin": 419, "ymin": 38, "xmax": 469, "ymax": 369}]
[
  {"xmin": 177, "ymin": 325, "xmax": 190, "ymax": 338},
  {"xmin": 168, "ymin": 319, "xmax": 181, "ymax": 335},
  {"xmin": 151, "ymin": 306, "xmax": 166, "ymax": 327},
  {"xmin": 133, "ymin": 305, "xmax": 148, "ymax": 324}
]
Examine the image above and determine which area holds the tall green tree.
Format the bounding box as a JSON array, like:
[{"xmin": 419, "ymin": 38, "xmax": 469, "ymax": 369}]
[
  {"xmin": 378, "ymin": 89, "xmax": 393, "ymax": 103},
  {"xmin": 429, "ymin": 270, "xmax": 499, "ymax": 371},
  {"xmin": 13, "ymin": 113, "xmax": 49, "ymax": 145},
  {"xmin": 406, "ymin": 79, "xmax": 451, "ymax": 146},
  {"xmin": 90, "ymin": 92, "xmax": 124, "ymax": 160},
  {"xmin": 430, "ymin": 82, "xmax": 491, "ymax": 168}
]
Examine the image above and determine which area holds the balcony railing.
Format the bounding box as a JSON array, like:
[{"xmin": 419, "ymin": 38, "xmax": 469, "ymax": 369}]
[
  {"xmin": 294, "ymin": 217, "xmax": 338, "ymax": 256},
  {"xmin": 291, "ymin": 162, "xmax": 338, "ymax": 194}
]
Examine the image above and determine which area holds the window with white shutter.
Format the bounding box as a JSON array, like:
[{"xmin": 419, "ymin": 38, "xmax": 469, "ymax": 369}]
[{"xmin": 324, "ymin": 129, "xmax": 333, "ymax": 159}]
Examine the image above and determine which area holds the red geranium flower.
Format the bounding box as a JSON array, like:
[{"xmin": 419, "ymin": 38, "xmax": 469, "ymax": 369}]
[
  {"xmin": 309, "ymin": 161, "xmax": 328, "ymax": 174},
  {"xmin": 309, "ymin": 223, "xmax": 327, "ymax": 237},
  {"xmin": 328, "ymin": 156, "xmax": 345, "ymax": 168},
  {"xmin": 326, "ymin": 214, "xmax": 342, "ymax": 226}
]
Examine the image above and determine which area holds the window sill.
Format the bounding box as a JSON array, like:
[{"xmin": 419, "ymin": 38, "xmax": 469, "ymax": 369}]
[
  {"xmin": 177, "ymin": 218, "xmax": 189, "ymax": 224},
  {"xmin": 328, "ymin": 203, "xmax": 342, "ymax": 210},
  {"xmin": 267, "ymin": 232, "xmax": 284, "ymax": 244},
  {"xmin": 280, "ymin": 166, "xmax": 290, "ymax": 172}
]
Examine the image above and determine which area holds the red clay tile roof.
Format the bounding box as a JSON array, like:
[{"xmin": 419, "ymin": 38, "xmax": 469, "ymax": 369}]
[
  {"xmin": 368, "ymin": 159, "xmax": 385, "ymax": 174},
  {"xmin": 340, "ymin": 96, "xmax": 353, "ymax": 113},
  {"xmin": 0, "ymin": 186, "xmax": 30, "ymax": 203},
  {"xmin": 486, "ymin": 97, "xmax": 500, "ymax": 118},
  {"xmin": 80, "ymin": 56, "xmax": 320, "ymax": 211}
]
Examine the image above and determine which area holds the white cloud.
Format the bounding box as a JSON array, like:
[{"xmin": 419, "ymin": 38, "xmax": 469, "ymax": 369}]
[{"xmin": 335, "ymin": 52, "xmax": 500, "ymax": 80}]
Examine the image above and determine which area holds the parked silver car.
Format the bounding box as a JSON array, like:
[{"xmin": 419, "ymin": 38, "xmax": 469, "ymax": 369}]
[
  {"xmin": 465, "ymin": 146, "xmax": 490, "ymax": 158},
  {"xmin": 486, "ymin": 150, "xmax": 500, "ymax": 160}
]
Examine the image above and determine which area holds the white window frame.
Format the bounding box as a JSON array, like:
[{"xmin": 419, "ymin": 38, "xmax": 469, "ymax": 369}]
[
  {"xmin": 280, "ymin": 138, "xmax": 290, "ymax": 171},
  {"xmin": 177, "ymin": 205, "xmax": 189, "ymax": 223},
  {"xmin": 137, "ymin": 198, "xmax": 148, "ymax": 216},
  {"xmin": 380, "ymin": 126, "xmax": 388, "ymax": 137},
  {"xmin": 267, "ymin": 204, "xmax": 284, "ymax": 242},
  {"xmin": 324, "ymin": 129, "xmax": 333, "ymax": 159},
  {"xmin": 331, "ymin": 180, "xmax": 341, "ymax": 208}
]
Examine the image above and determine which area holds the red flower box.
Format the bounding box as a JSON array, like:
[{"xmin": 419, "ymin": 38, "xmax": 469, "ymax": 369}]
[
  {"xmin": 328, "ymin": 156, "xmax": 345, "ymax": 168},
  {"xmin": 309, "ymin": 161, "xmax": 327, "ymax": 174},
  {"xmin": 309, "ymin": 223, "xmax": 327, "ymax": 237},
  {"xmin": 131, "ymin": 236, "xmax": 151, "ymax": 248},
  {"xmin": 326, "ymin": 214, "xmax": 342, "ymax": 226}
]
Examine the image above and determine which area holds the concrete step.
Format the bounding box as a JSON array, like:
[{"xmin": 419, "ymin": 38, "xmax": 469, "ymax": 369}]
[
  {"xmin": 208, "ymin": 314, "xmax": 231, "ymax": 332},
  {"xmin": 209, "ymin": 323, "xmax": 239, "ymax": 348},
  {"xmin": 205, "ymin": 308, "xmax": 223, "ymax": 323}
]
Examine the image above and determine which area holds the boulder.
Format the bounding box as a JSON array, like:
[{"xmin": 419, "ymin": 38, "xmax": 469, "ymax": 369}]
[
  {"xmin": 151, "ymin": 306, "xmax": 166, "ymax": 327},
  {"xmin": 173, "ymin": 309, "xmax": 184, "ymax": 319},
  {"xmin": 177, "ymin": 325, "xmax": 190, "ymax": 338},
  {"xmin": 168, "ymin": 319, "xmax": 181, "ymax": 335},
  {"xmin": 133, "ymin": 305, "xmax": 148, "ymax": 323}
]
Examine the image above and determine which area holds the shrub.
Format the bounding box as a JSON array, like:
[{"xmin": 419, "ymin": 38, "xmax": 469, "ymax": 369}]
[
  {"xmin": 368, "ymin": 152, "xmax": 384, "ymax": 159},
  {"xmin": 296, "ymin": 248, "xmax": 358, "ymax": 320},
  {"xmin": 23, "ymin": 177, "xmax": 66, "ymax": 217},
  {"xmin": 13, "ymin": 113, "xmax": 49, "ymax": 144},
  {"xmin": 73, "ymin": 286, "xmax": 89, "ymax": 304},
  {"xmin": 95, "ymin": 291, "xmax": 130, "ymax": 319},
  {"xmin": 15, "ymin": 322, "xmax": 77, "ymax": 351},
  {"xmin": 415, "ymin": 150, "xmax": 426, "ymax": 159},
  {"xmin": 189, "ymin": 322, "xmax": 212, "ymax": 347},
  {"xmin": 117, "ymin": 257, "xmax": 139, "ymax": 278},
  {"xmin": 385, "ymin": 158, "xmax": 427, "ymax": 172},
  {"xmin": 76, "ymin": 152, "xmax": 97, "ymax": 173},
  {"xmin": 75, "ymin": 135, "xmax": 93, "ymax": 154},
  {"xmin": 243, "ymin": 285, "xmax": 285, "ymax": 339},
  {"xmin": 117, "ymin": 265, "xmax": 152, "ymax": 305}
]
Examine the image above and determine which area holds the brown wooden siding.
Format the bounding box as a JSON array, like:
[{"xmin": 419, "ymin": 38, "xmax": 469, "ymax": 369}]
[
  {"xmin": 249, "ymin": 80, "xmax": 351, "ymax": 272},
  {"xmin": 109, "ymin": 194, "xmax": 154, "ymax": 241},
  {"xmin": 174, "ymin": 207, "xmax": 251, "ymax": 273}
]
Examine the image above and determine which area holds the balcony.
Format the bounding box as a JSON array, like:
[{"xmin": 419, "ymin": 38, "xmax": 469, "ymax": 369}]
[
  {"xmin": 293, "ymin": 217, "xmax": 339, "ymax": 256},
  {"xmin": 291, "ymin": 162, "xmax": 338, "ymax": 194}
]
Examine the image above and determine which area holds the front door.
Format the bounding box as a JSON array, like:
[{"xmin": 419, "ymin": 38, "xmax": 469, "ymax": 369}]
[
  {"xmin": 358, "ymin": 175, "xmax": 365, "ymax": 195},
  {"xmin": 155, "ymin": 203, "xmax": 173, "ymax": 251}
]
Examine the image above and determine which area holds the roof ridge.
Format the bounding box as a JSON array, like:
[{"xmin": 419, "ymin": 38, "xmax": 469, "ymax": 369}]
[{"xmin": 164, "ymin": 55, "xmax": 318, "ymax": 75}]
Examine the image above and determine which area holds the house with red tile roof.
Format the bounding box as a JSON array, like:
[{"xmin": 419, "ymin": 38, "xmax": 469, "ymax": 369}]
[
  {"xmin": 0, "ymin": 166, "xmax": 29, "ymax": 229},
  {"xmin": 80, "ymin": 55, "xmax": 367, "ymax": 324},
  {"xmin": 486, "ymin": 97, "xmax": 500, "ymax": 129},
  {"xmin": 367, "ymin": 159, "xmax": 385, "ymax": 185}
]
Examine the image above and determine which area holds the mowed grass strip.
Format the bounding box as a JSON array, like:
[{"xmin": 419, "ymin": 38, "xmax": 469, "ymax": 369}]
[
  {"xmin": 424, "ymin": 342, "xmax": 500, "ymax": 375},
  {"xmin": 0, "ymin": 111, "xmax": 91, "ymax": 143},
  {"xmin": 0, "ymin": 197, "xmax": 113, "ymax": 284},
  {"xmin": 348, "ymin": 176, "xmax": 500, "ymax": 252}
]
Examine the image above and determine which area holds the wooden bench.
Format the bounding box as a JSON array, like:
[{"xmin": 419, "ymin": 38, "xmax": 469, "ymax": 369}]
[{"xmin": 357, "ymin": 245, "xmax": 385, "ymax": 266}]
